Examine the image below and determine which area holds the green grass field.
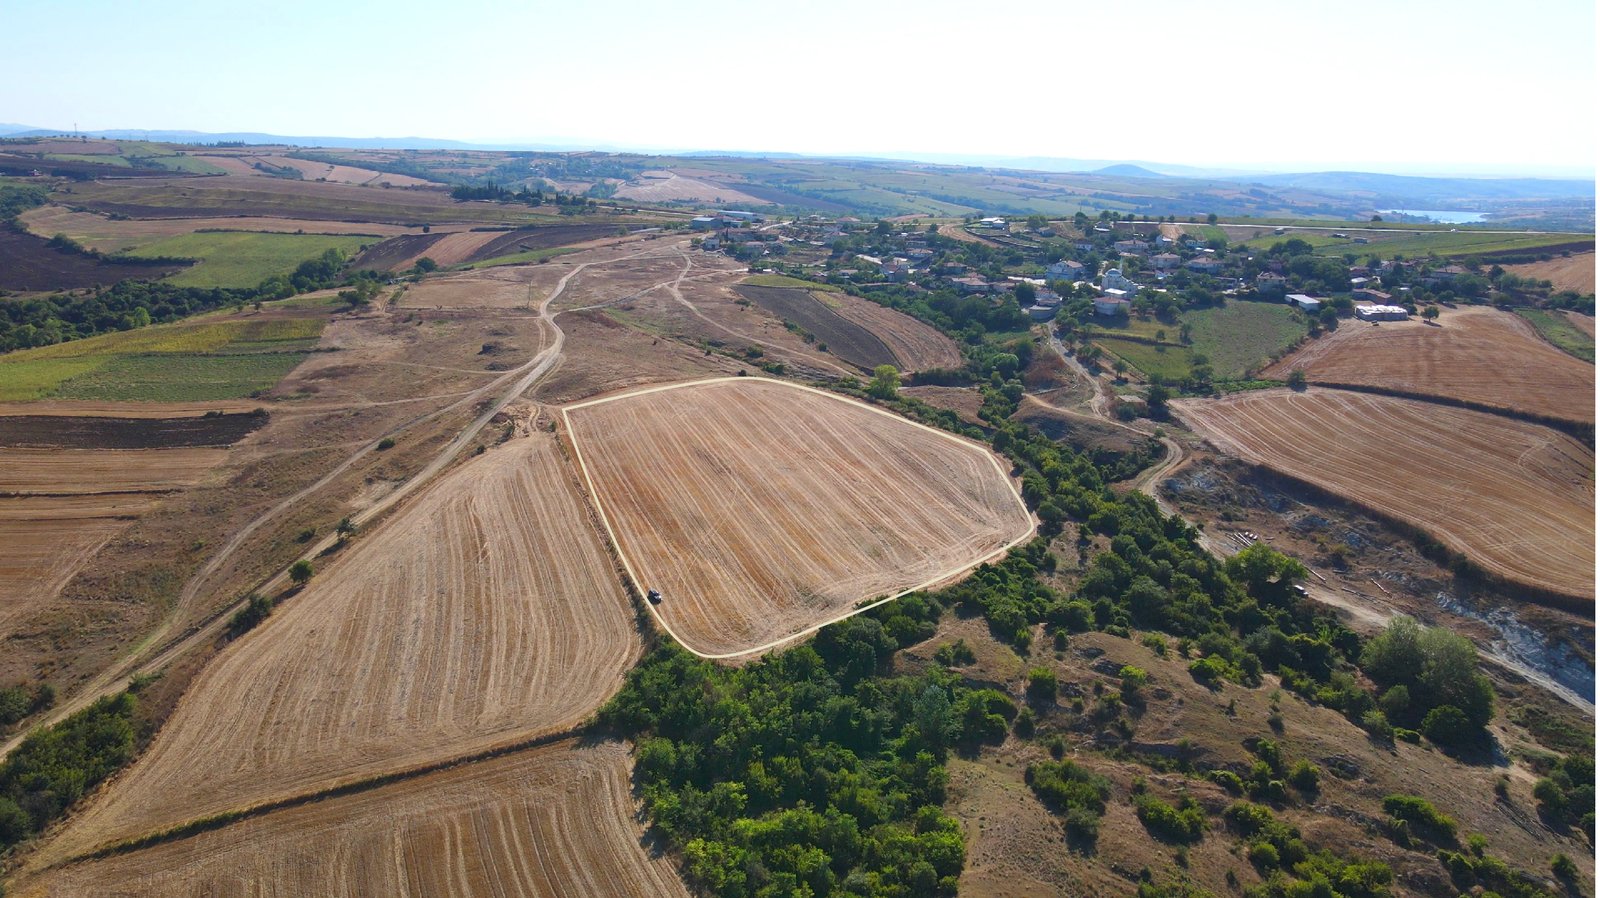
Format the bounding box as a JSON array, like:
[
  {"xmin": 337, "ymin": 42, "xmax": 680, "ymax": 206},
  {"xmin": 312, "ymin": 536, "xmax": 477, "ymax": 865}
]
[
  {"xmin": 45, "ymin": 153, "xmax": 131, "ymax": 167},
  {"xmin": 1090, "ymin": 301, "xmax": 1306, "ymax": 381},
  {"xmin": 125, "ymin": 232, "xmax": 374, "ymax": 288},
  {"xmin": 1516, "ymin": 309, "xmax": 1595, "ymax": 362},
  {"xmin": 1181, "ymin": 302, "xmax": 1306, "ymax": 378},
  {"xmin": 1094, "ymin": 337, "xmax": 1195, "ymax": 381},
  {"xmin": 132, "ymin": 154, "xmax": 227, "ymax": 175},
  {"xmin": 461, "ymin": 246, "xmax": 581, "ymax": 270},
  {"xmin": 1242, "ymin": 228, "xmax": 1590, "ymax": 259},
  {"xmin": 742, "ymin": 274, "xmax": 842, "ymax": 292},
  {"xmin": 0, "ymin": 316, "xmax": 325, "ymax": 401}
]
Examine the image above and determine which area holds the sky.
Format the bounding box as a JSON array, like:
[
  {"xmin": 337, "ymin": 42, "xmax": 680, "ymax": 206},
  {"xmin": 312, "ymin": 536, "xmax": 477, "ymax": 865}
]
[{"xmin": 3, "ymin": 0, "xmax": 1595, "ymax": 177}]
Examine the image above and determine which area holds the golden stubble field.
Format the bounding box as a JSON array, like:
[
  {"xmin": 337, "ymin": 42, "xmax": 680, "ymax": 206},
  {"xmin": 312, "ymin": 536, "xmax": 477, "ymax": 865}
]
[
  {"xmin": 18, "ymin": 740, "xmax": 688, "ymax": 898},
  {"xmin": 1263, "ymin": 306, "xmax": 1595, "ymax": 425},
  {"xmin": 1174, "ymin": 388, "xmax": 1595, "ymax": 601},
  {"xmin": 37, "ymin": 434, "xmax": 640, "ymax": 862},
  {"xmin": 564, "ymin": 377, "xmax": 1036, "ymax": 658}
]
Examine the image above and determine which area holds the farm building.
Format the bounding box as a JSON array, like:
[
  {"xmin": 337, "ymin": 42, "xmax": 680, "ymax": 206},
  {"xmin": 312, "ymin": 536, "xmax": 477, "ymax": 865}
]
[
  {"xmin": 1356, "ymin": 304, "xmax": 1409, "ymax": 321},
  {"xmin": 718, "ymin": 210, "xmax": 764, "ymax": 223},
  {"xmin": 1352, "ymin": 288, "xmax": 1393, "ymax": 303},
  {"xmin": 1288, "ymin": 294, "xmax": 1323, "ymax": 312},
  {"xmin": 1094, "ymin": 293, "xmax": 1130, "ymax": 316},
  {"xmin": 978, "ymin": 217, "xmax": 1008, "ymax": 229},
  {"xmin": 691, "ymin": 216, "xmax": 718, "ymax": 230}
]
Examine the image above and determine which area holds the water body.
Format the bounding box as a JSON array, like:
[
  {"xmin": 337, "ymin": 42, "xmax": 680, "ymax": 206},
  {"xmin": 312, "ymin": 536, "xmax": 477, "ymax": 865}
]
[{"xmin": 1381, "ymin": 209, "xmax": 1489, "ymax": 224}]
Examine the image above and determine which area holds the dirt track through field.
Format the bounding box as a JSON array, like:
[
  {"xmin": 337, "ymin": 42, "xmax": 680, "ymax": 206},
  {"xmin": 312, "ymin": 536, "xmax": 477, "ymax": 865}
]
[
  {"xmin": 37, "ymin": 434, "xmax": 640, "ymax": 862},
  {"xmin": 1174, "ymin": 388, "xmax": 1594, "ymax": 601},
  {"xmin": 19, "ymin": 741, "xmax": 689, "ymax": 898},
  {"xmin": 564, "ymin": 377, "xmax": 1035, "ymax": 658},
  {"xmin": 1263, "ymin": 306, "xmax": 1595, "ymax": 425}
]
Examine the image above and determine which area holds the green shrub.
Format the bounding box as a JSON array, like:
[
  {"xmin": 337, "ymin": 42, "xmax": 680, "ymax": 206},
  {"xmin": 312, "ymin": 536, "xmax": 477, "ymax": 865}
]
[
  {"xmin": 1382, "ymin": 794, "xmax": 1456, "ymax": 844},
  {"xmin": 1026, "ymin": 667, "xmax": 1058, "ymax": 702},
  {"xmin": 1134, "ymin": 794, "xmax": 1206, "ymax": 843},
  {"xmin": 1027, "ymin": 759, "xmax": 1111, "ymax": 844},
  {"xmin": 1287, "ymin": 760, "xmax": 1320, "ymax": 795},
  {"xmin": 376, "ymin": 437, "xmax": 396, "ymax": 450}
]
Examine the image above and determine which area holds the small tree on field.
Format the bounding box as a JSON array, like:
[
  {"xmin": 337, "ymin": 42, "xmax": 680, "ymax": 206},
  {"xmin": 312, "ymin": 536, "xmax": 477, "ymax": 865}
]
[
  {"xmin": 868, "ymin": 365, "xmax": 900, "ymax": 400},
  {"xmin": 1421, "ymin": 305, "xmax": 1440, "ymax": 320},
  {"xmin": 1287, "ymin": 369, "xmax": 1308, "ymax": 390},
  {"xmin": 289, "ymin": 560, "xmax": 314, "ymax": 586}
]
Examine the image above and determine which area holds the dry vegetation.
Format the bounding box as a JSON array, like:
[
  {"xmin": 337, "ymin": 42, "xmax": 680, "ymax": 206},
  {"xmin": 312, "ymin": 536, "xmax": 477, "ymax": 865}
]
[
  {"xmin": 1263, "ymin": 306, "xmax": 1595, "ymax": 425},
  {"xmin": 1503, "ymin": 251, "xmax": 1597, "ymax": 295},
  {"xmin": 1173, "ymin": 388, "xmax": 1594, "ymax": 601},
  {"xmin": 17, "ymin": 740, "xmax": 688, "ymax": 898},
  {"xmin": 564, "ymin": 378, "xmax": 1034, "ymax": 657},
  {"xmin": 37, "ymin": 434, "xmax": 639, "ymax": 859},
  {"xmin": 613, "ymin": 171, "xmax": 768, "ymax": 206},
  {"xmin": 0, "ymin": 448, "xmax": 227, "ymax": 644},
  {"xmin": 830, "ymin": 293, "xmax": 964, "ymax": 371},
  {"xmin": 17, "ymin": 205, "xmax": 427, "ymax": 253}
]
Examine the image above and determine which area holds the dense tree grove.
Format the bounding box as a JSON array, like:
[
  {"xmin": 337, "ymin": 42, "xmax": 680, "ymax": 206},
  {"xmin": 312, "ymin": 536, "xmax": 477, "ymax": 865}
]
[{"xmin": 0, "ymin": 693, "xmax": 137, "ymax": 853}]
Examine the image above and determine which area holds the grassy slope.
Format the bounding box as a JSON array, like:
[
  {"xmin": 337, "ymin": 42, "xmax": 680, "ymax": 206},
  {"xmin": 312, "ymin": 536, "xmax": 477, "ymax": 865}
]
[
  {"xmin": 0, "ymin": 315, "xmax": 325, "ymax": 401},
  {"xmin": 125, "ymin": 232, "xmax": 374, "ymax": 288},
  {"xmin": 1517, "ymin": 309, "xmax": 1596, "ymax": 362},
  {"xmin": 742, "ymin": 273, "xmax": 842, "ymax": 292},
  {"xmin": 1092, "ymin": 303, "xmax": 1306, "ymax": 381}
]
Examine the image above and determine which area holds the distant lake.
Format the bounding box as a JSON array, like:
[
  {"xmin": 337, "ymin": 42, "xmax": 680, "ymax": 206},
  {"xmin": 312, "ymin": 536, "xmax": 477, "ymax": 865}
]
[{"xmin": 1381, "ymin": 209, "xmax": 1489, "ymax": 223}]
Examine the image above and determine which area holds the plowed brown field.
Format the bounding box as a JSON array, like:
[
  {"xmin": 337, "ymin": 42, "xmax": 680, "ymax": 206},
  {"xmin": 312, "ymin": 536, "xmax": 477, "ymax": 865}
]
[
  {"xmin": 831, "ymin": 295, "xmax": 964, "ymax": 371},
  {"xmin": 1263, "ymin": 306, "xmax": 1594, "ymax": 425},
  {"xmin": 1173, "ymin": 388, "xmax": 1594, "ymax": 600},
  {"xmin": 42, "ymin": 434, "xmax": 640, "ymax": 859},
  {"xmin": 564, "ymin": 378, "xmax": 1035, "ymax": 658},
  {"xmin": 19, "ymin": 741, "xmax": 689, "ymax": 898}
]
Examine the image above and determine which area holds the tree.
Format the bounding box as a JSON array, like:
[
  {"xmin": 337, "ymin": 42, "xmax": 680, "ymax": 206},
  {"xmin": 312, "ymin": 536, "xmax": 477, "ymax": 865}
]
[
  {"xmin": 1421, "ymin": 305, "xmax": 1439, "ymax": 320},
  {"xmin": 414, "ymin": 257, "xmax": 438, "ymax": 273},
  {"xmin": 1015, "ymin": 282, "xmax": 1037, "ymax": 306},
  {"xmin": 1286, "ymin": 369, "xmax": 1308, "ymax": 390},
  {"xmin": 868, "ymin": 365, "xmax": 900, "ymax": 400},
  {"xmin": 289, "ymin": 559, "xmax": 314, "ymax": 586}
]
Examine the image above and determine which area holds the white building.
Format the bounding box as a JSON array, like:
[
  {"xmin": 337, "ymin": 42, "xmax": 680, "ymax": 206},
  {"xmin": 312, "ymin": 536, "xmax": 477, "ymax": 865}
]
[
  {"xmin": 1287, "ymin": 293, "xmax": 1323, "ymax": 312},
  {"xmin": 1045, "ymin": 259, "xmax": 1087, "ymax": 281},
  {"xmin": 1355, "ymin": 304, "xmax": 1409, "ymax": 321},
  {"xmin": 1102, "ymin": 267, "xmax": 1137, "ymax": 293}
]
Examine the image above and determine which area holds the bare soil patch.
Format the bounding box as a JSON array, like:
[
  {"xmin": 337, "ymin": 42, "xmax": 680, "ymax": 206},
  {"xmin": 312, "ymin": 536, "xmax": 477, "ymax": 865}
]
[
  {"xmin": 1173, "ymin": 387, "xmax": 1594, "ymax": 601},
  {"xmin": 0, "ymin": 412, "xmax": 265, "ymax": 449},
  {"xmin": 1263, "ymin": 306, "xmax": 1594, "ymax": 426},
  {"xmin": 21, "ymin": 740, "xmax": 690, "ymax": 898},
  {"xmin": 43, "ymin": 433, "xmax": 640, "ymax": 857},
  {"xmin": 563, "ymin": 377, "xmax": 1035, "ymax": 658},
  {"xmin": 0, "ymin": 229, "xmax": 181, "ymax": 291}
]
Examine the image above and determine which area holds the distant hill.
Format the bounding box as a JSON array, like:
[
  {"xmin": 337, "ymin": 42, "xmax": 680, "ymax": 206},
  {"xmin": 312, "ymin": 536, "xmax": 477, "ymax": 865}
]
[{"xmin": 1092, "ymin": 164, "xmax": 1168, "ymax": 179}]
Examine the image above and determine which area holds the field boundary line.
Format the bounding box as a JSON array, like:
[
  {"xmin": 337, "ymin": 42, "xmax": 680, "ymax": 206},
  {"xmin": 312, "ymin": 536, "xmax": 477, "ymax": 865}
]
[
  {"xmin": 561, "ymin": 376, "xmax": 1037, "ymax": 661},
  {"xmin": 48, "ymin": 727, "xmax": 598, "ymax": 869}
]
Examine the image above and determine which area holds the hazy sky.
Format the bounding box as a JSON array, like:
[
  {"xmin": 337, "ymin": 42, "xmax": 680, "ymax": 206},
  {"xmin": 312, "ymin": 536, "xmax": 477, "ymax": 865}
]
[{"xmin": 4, "ymin": 0, "xmax": 1595, "ymax": 176}]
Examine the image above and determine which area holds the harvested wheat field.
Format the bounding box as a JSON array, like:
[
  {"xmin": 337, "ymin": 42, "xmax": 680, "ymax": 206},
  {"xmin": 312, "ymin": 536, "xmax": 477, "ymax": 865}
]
[
  {"xmin": 1263, "ymin": 305, "xmax": 1594, "ymax": 425},
  {"xmin": 613, "ymin": 171, "xmax": 768, "ymax": 206},
  {"xmin": 1173, "ymin": 388, "xmax": 1594, "ymax": 601},
  {"xmin": 830, "ymin": 294, "xmax": 964, "ymax": 372},
  {"xmin": 1568, "ymin": 311, "xmax": 1596, "ymax": 338},
  {"xmin": 41, "ymin": 434, "xmax": 640, "ymax": 859},
  {"xmin": 1504, "ymin": 252, "xmax": 1596, "ymax": 296},
  {"xmin": 18, "ymin": 205, "xmax": 428, "ymax": 254},
  {"xmin": 0, "ymin": 447, "xmax": 228, "ymax": 642},
  {"xmin": 564, "ymin": 377, "xmax": 1035, "ymax": 658},
  {"xmin": 19, "ymin": 740, "xmax": 690, "ymax": 898}
]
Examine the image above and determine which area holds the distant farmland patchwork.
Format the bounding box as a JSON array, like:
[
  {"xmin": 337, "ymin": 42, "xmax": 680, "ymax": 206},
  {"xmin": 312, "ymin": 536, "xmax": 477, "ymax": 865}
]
[
  {"xmin": 564, "ymin": 378, "xmax": 1035, "ymax": 657},
  {"xmin": 1175, "ymin": 388, "xmax": 1595, "ymax": 602}
]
